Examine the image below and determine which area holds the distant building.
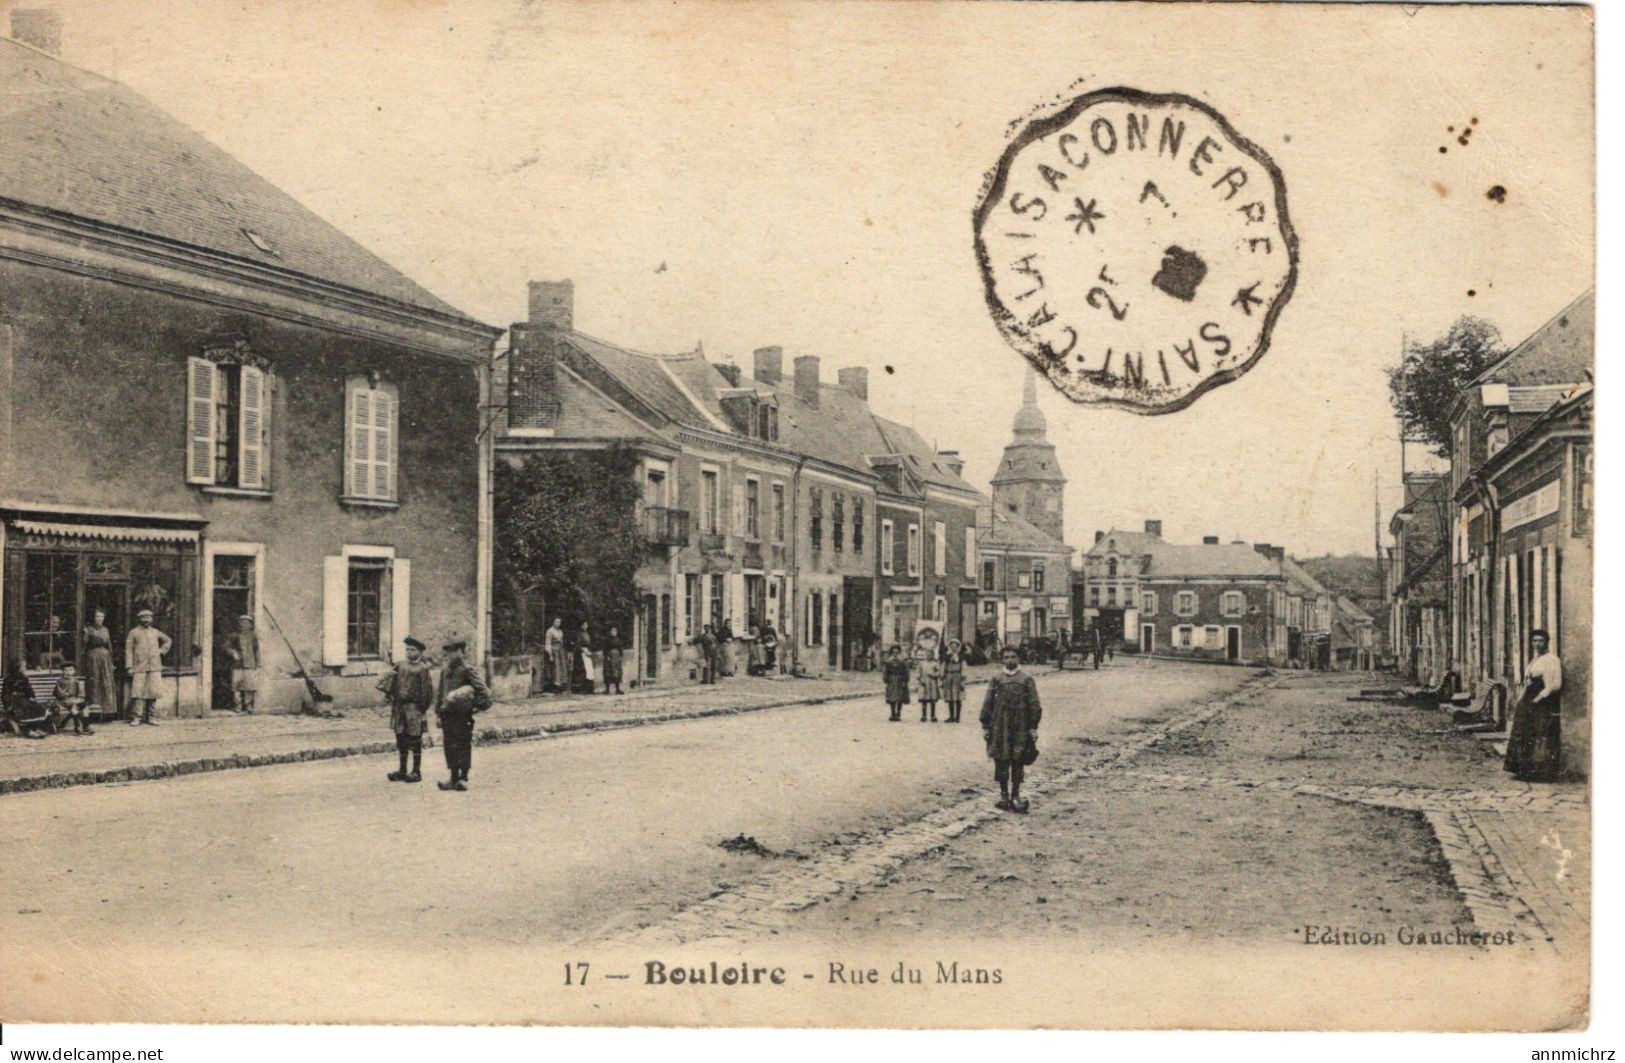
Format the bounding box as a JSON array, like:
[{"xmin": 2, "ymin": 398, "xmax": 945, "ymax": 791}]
[
  {"xmin": 977, "ymin": 375, "xmax": 1072, "ymax": 646},
  {"xmin": 1386, "ymin": 471, "xmax": 1450, "ymax": 686}
]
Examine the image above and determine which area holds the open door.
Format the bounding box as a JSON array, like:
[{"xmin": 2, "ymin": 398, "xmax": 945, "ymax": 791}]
[
  {"xmin": 1226, "ymin": 625, "xmax": 1241, "ymax": 661},
  {"xmin": 1140, "ymin": 623, "xmax": 1154, "ymax": 655}
]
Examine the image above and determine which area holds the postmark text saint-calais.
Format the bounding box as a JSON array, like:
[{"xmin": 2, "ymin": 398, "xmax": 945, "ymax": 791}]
[{"xmin": 975, "ymin": 88, "xmax": 1298, "ymax": 414}]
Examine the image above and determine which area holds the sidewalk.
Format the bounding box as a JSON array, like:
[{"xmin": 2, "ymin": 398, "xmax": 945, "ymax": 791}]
[{"xmin": 0, "ymin": 663, "xmax": 1026, "ymax": 796}]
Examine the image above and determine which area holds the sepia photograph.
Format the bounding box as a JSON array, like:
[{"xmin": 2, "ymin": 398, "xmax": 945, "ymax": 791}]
[{"xmin": 0, "ymin": 0, "xmax": 1600, "ymax": 1037}]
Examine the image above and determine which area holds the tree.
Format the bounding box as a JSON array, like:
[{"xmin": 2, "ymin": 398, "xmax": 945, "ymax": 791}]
[
  {"xmin": 1387, "ymin": 317, "xmax": 1506, "ymax": 458},
  {"xmin": 492, "ymin": 447, "xmax": 645, "ymax": 655}
]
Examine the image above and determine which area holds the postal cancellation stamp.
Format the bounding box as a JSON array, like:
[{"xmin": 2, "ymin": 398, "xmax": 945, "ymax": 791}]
[{"xmin": 974, "ymin": 87, "xmax": 1299, "ymax": 414}]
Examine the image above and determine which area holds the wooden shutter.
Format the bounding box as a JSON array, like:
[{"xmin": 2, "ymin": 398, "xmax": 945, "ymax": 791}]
[
  {"xmin": 322, "ymin": 556, "xmax": 349, "ymax": 666},
  {"xmin": 348, "ymin": 387, "xmax": 371, "ymax": 498},
  {"xmin": 372, "ymin": 391, "xmax": 394, "ymax": 500},
  {"xmin": 238, "ymin": 365, "xmax": 267, "ymax": 489},
  {"xmin": 390, "ymin": 559, "xmax": 411, "ymax": 661},
  {"xmin": 731, "ymin": 482, "xmax": 744, "ymax": 536},
  {"xmin": 186, "ymin": 357, "xmax": 217, "ymax": 484}
]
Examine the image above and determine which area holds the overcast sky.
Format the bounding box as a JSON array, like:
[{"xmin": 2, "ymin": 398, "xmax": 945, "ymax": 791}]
[{"xmin": 34, "ymin": 0, "xmax": 1594, "ymax": 557}]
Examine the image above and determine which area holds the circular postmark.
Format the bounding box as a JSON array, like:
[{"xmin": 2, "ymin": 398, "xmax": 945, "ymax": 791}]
[{"xmin": 974, "ymin": 88, "xmax": 1298, "ymax": 414}]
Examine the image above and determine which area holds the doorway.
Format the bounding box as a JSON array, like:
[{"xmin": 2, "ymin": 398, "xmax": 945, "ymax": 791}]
[
  {"xmin": 82, "ymin": 582, "xmax": 129, "ymax": 718},
  {"xmin": 842, "ymin": 577, "xmax": 873, "ymax": 669},
  {"xmin": 1140, "ymin": 623, "xmax": 1154, "ymax": 655},
  {"xmin": 641, "ymin": 594, "xmax": 659, "ymax": 680},
  {"xmin": 1226, "ymin": 625, "xmax": 1241, "ymax": 661},
  {"xmin": 210, "ymin": 554, "xmax": 256, "ymax": 710}
]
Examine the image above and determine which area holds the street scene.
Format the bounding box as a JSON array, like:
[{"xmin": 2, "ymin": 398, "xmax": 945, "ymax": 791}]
[{"xmin": 0, "ymin": 0, "xmax": 1596, "ymax": 1035}]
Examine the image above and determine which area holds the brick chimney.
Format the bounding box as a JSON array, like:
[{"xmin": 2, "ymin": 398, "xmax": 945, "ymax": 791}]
[
  {"xmin": 838, "ymin": 367, "xmax": 869, "ymax": 401},
  {"xmin": 1095, "ymin": 530, "xmax": 1105, "ymax": 544},
  {"xmin": 936, "ymin": 449, "xmax": 963, "ymax": 476},
  {"xmin": 11, "ymin": 9, "xmax": 62, "ymax": 56},
  {"xmin": 1144, "ymin": 519, "xmax": 1162, "ymax": 537},
  {"xmin": 794, "ymin": 355, "xmax": 820, "ymax": 408},
  {"xmin": 1202, "ymin": 535, "xmax": 1220, "ymax": 545},
  {"xmin": 715, "ymin": 363, "xmax": 742, "ymax": 387},
  {"xmin": 528, "ymin": 280, "xmax": 574, "ymax": 331},
  {"xmin": 1253, "ymin": 542, "xmax": 1273, "ymax": 559},
  {"xmin": 753, "ymin": 347, "xmax": 783, "ymax": 386}
]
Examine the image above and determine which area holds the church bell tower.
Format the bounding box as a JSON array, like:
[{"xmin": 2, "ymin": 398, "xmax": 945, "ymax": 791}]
[{"xmin": 990, "ymin": 370, "xmax": 1066, "ymax": 542}]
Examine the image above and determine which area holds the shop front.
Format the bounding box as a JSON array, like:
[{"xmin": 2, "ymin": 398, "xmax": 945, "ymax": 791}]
[{"xmin": 2, "ymin": 511, "xmax": 205, "ymax": 718}]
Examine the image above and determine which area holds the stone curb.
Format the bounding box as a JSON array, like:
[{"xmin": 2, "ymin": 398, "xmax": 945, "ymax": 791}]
[{"xmin": 0, "ymin": 672, "xmax": 1036, "ymax": 798}]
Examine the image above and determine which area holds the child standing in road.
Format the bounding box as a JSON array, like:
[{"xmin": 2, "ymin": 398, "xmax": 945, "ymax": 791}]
[
  {"xmin": 378, "ymin": 636, "xmax": 434, "ymax": 783},
  {"xmin": 941, "ymin": 638, "xmax": 966, "ymax": 723},
  {"xmin": 882, "ymin": 645, "xmax": 910, "ymax": 723}
]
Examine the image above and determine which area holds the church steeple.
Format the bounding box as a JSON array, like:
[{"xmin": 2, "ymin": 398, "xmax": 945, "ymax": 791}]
[{"xmin": 990, "ymin": 368, "xmax": 1066, "ymax": 543}]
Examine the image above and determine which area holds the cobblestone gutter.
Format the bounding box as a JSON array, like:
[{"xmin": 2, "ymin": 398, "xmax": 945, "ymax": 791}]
[{"xmin": 598, "ymin": 676, "xmax": 1273, "ymax": 948}]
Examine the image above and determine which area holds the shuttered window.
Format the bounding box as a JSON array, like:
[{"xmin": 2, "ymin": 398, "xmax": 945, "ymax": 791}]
[
  {"xmin": 187, "ymin": 356, "xmax": 271, "ymax": 489},
  {"xmin": 345, "ymin": 378, "xmax": 399, "ymax": 502}
]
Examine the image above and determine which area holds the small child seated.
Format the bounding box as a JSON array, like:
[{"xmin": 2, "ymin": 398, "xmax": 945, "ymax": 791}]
[{"xmin": 53, "ymin": 665, "xmax": 93, "ymax": 735}]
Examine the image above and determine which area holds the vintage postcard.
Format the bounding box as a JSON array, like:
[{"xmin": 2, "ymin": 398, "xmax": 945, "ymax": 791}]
[{"xmin": 0, "ymin": 0, "xmax": 1595, "ymax": 1033}]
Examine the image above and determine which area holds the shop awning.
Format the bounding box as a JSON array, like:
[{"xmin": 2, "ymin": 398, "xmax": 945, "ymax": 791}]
[{"xmin": 11, "ymin": 520, "xmax": 200, "ymax": 545}]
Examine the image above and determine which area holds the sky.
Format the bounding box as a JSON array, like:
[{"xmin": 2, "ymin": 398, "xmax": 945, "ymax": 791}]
[{"xmin": 26, "ymin": 0, "xmax": 1594, "ymax": 557}]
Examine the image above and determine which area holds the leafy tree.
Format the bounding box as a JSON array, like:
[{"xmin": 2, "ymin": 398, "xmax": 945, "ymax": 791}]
[
  {"xmin": 493, "ymin": 447, "xmax": 644, "ymax": 655},
  {"xmin": 1387, "ymin": 317, "xmax": 1506, "ymax": 457}
]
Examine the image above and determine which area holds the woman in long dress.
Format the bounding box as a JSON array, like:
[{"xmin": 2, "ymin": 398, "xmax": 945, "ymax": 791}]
[
  {"xmin": 602, "ymin": 625, "xmax": 624, "ymax": 695},
  {"xmin": 572, "ymin": 622, "xmax": 596, "ymax": 694},
  {"xmin": 83, "ymin": 609, "xmax": 118, "ymax": 719},
  {"xmin": 543, "ymin": 618, "xmax": 568, "ymax": 694},
  {"xmin": 1504, "ymin": 629, "xmax": 1564, "ymax": 781}
]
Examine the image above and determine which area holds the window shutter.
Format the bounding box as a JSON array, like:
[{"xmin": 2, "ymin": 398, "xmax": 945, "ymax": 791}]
[
  {"xmin": 186, "ymin": 357, "xmax": 217, "ymax": 484},
  {"xmin": 322, "ymin": 556, "xmax": 349, "ymax": 666},
  {"xmin": 965, "ymin": 526, "xmax": 977, "ymax": 579},
  {"xmin": 391, "ymin": 558, "xmax": 412, "ymax": 662},
  {"xmin": 238, "ymin": 365, "xmax": 267, "ymax": 489},
  {"xmin": 372, "ymin": 391, "xmax": 394, "ymax": 500},
  {"xmin": 731, "ymin": 483, "xmax": 744, "ymax": 535},
  {"xmin": 349, "ymin": 388, "xmax": 372, "ymax": 498}
]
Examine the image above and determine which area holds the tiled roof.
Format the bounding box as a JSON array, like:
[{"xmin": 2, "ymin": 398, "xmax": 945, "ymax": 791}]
[
  {"xmin": 0, "ymin": 38, "xmax": 479, "ymax": 324},
  {"xmin": 978, "ymin": 503, "xmax": 1072, "ymax": 554},
  {"xmin": 870, "ymin": 416, "xmax": 980, "ymax": 497},
  {"xmin": 1144, "ymin": 542, "xmax": 1280, "ymax": 580},
  {"xmin": 1280, "ymin": 556, "xmax": 1327, "ymax": 594},
  {"xmin": 1087, "ymin": 529, "xmax": 1162, "ymax": 556},
  {"xmin": 1508, "ymin": 385, "xmax": 1577, "ymax": 414},
  {"xmin": 1336, "ymin": 596, "xmax": 1375, "ymax": 624},
  {"xmin": 550, "ymin": 366, "xmax": 670, "ymax": 445},
  {"xmin": 1474, "ymin": 290, "xmax": 1593, "ymax": 389},
  {"xmin": 562, "ymin": 334, "xmax": 713, "ymax": 428}
]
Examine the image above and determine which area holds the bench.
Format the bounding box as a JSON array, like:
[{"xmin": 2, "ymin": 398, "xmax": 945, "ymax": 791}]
[{"xmin": 22, "ymin": 672, "xmax": 115, "ymax": 721}]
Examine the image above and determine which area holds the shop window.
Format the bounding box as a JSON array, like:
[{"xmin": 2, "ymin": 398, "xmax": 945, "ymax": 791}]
[{"xmin": 22, "ymin": 552, "xmax": 78, "ymax": 669}]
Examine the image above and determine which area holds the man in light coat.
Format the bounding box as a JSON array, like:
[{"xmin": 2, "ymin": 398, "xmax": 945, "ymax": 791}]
[{"xmin": 125, "ymin": 608, "xmax": 171, "ymax": 726}]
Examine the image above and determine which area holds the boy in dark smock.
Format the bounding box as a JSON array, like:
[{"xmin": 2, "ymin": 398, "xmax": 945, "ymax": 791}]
[
  {"xmin": 434, "ymin": 639, "xmax": 492, "ymax": 792},
  {"xmin": 379, "ymin": 636, "xmax": 434, "ymax": 783},
  {"xmin": 980, "ymin": 645, "xmax": 1042, "ymax": 812}
]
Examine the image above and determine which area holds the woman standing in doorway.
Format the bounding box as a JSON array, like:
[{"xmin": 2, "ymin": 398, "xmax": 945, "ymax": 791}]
[{"xmin": 83, "ymin": 609, "xmax": 118, "ymax": 721}]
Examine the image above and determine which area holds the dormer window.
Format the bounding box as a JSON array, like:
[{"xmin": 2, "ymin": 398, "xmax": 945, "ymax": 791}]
[{"xmin": 241, "ymin": 228, "xmax": 277, "ymax": 256}]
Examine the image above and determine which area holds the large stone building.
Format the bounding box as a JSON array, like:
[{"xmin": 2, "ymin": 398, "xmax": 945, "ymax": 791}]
[
  {"xmin": 491, "ymin": 282, "xmax": 981, "ymax": 684},
  {"xmin": 1447, "ymin": 291, "xmax": 1591, "ymax": 775},
  {"xmin": 0, "ymin": 30, "xmax": 500, "ymax": 715}
]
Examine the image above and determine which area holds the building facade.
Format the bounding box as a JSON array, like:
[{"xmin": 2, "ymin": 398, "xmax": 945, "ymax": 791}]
[
  {"xmin": 0, "ymin": 36, "xmax": 499, "ymax": 716},
  {"xmin": 1386, "ymin": 472, "xmax": 1451, "ymax": 686}
]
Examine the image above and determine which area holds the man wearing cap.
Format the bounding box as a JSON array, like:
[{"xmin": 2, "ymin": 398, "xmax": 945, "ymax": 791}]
[
  {"xmin": 125, "ymin": 609, "xmax": 172, "ymax": 726},
  {"xmin": 378, "ymin": 636, "xmax": 435, "ymax": 783},
  {"xmin": 434, "ymin": 638, "xmax": 491, "ymax": 792}
]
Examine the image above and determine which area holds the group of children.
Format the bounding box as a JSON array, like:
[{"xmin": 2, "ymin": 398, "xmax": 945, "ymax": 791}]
[
  {"xmin": 376, "ymin": 635, "xmax": 492, "ymax": 791},
  {"xmin": 881, "ymin": 632, "xmax": 969, "ymax": 723}
]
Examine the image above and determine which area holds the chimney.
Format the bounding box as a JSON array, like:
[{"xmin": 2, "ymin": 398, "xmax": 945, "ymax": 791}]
[
  {"xmin": 1253, "ymin": 543, "xmax": 1273, "ymax": 559},
  {"xmin": 1094, "ymin": 530, "xmax": 1105, "ymax": 544},
  {"xmin": 937, "ymin": 450, "xmax": 964, "ymax": 476},
  {"xmin": 794, "ymin": 355, "xmax": 821, "ymax": 408},
  {"xmin": 716, "ymin": 363, "xmax": 742, "ymax": 387},
  {"xmin": 838, "ymin": 366, "xmax": 869, "ymax": 401},
  {"xmin": 1202, "ymin": 535, "xmax": 1220, "ymax": 545},
  {"xmin": 753, "ymin": 346, "xmax": 783, "ymax": 386},
  {"xmin": 528, "ymin": 280, "xmax": 574, "ymax": 331},
  {"xmin": 11, "ymin": 9, "xmax": 62, "ymax": 56},
  {"xmin": 1231, "ymin": 539, "xmax": 1247, "ymax": 545},
  {"xmin": 1144, "ymin": 519, "xmax": 1162, "ymax": 537},
  {"xmin": 1270, "ymin": 546, "xmax": 1286, "ymax": 562}
]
